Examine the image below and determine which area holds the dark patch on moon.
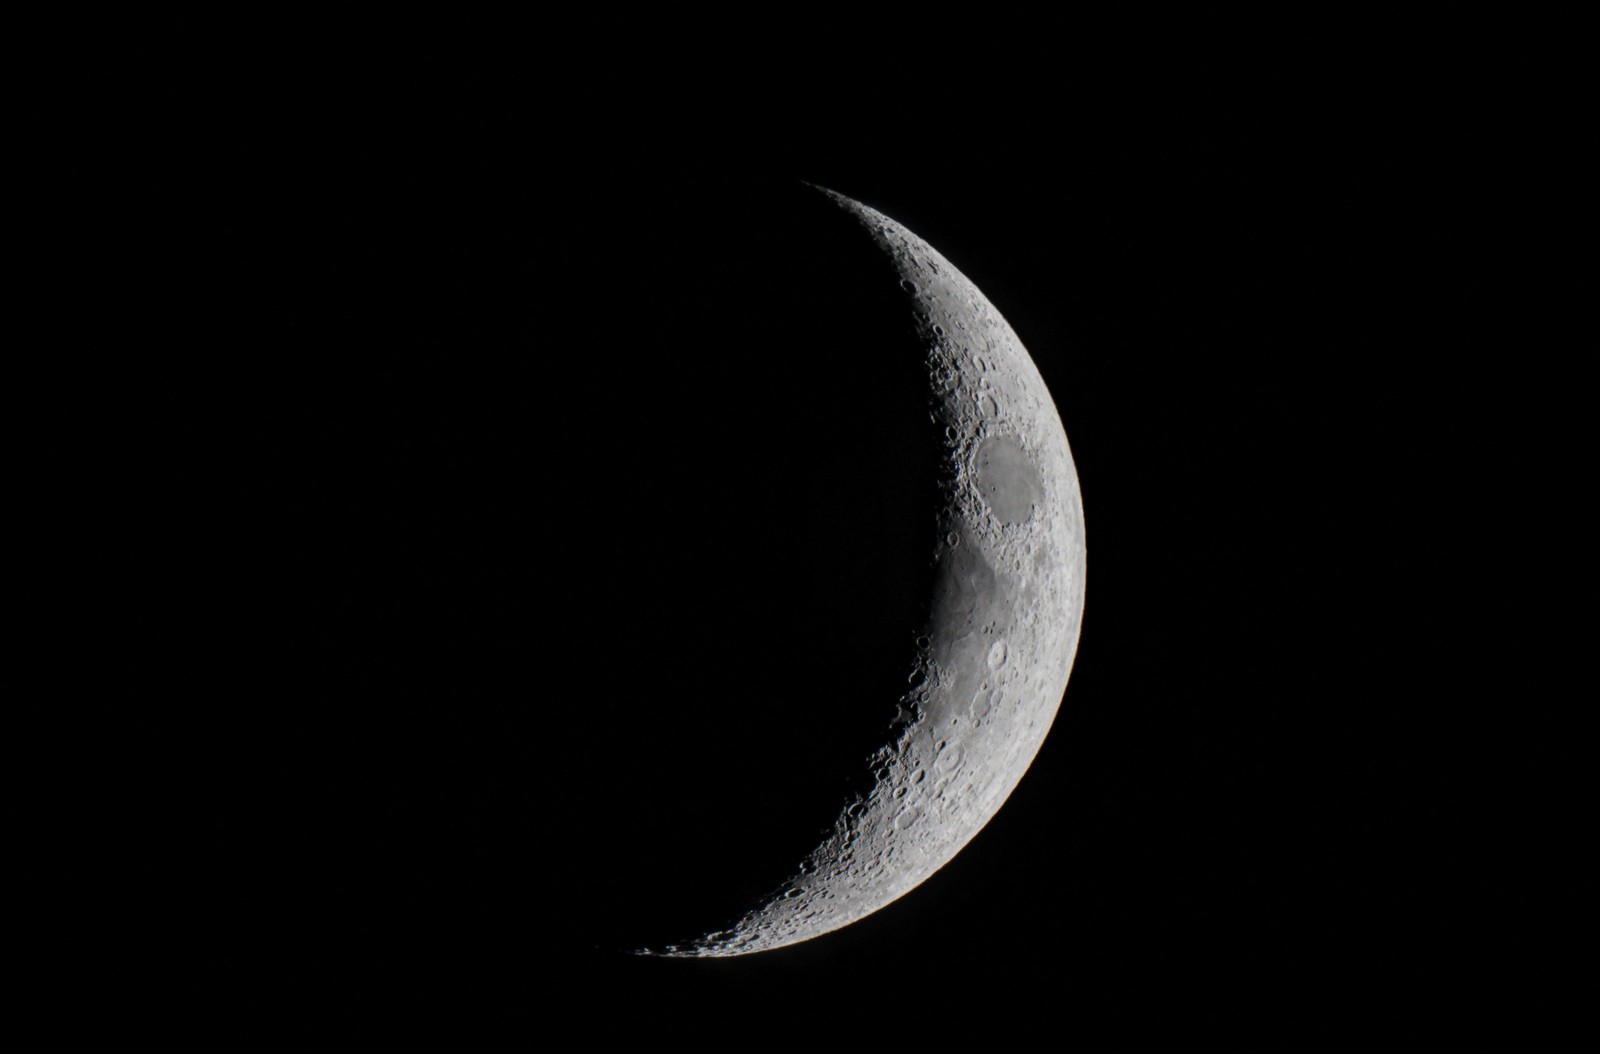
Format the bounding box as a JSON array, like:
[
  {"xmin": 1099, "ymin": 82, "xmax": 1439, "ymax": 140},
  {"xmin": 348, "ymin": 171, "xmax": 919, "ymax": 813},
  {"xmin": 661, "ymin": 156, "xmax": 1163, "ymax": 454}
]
[
  {"xmin": 925, "ymin": 528, "xmax": 1012, "ymax": 726},
  {"xmin": 974, "ymin": 434, "xmax": 1042, "ymax": 525},
  {"xmin": 928, "ymin": 530, "xmax": 998, "ymax": 658}
]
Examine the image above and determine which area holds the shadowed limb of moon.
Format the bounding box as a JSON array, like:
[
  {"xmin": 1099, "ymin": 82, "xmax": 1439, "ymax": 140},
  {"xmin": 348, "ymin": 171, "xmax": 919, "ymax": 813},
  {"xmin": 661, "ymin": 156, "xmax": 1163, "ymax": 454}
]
[{"xmin": 646, "ymin": 189, "xmax": 1087, "ymax": 958}]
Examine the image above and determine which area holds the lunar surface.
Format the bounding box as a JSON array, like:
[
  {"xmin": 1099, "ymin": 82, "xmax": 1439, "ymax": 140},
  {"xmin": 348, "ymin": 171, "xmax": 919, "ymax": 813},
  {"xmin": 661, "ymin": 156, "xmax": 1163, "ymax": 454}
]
[{"xmin": 651, "ymin": 189, "xmax": 1087, "ymax": 957}]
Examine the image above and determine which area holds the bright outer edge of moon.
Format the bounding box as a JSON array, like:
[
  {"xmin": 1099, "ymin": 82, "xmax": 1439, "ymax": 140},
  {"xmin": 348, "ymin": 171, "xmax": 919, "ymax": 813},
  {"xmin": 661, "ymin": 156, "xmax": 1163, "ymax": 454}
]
[{"xmin": 647, "ymin": 188, "xmax": 1087, "ymax": 957}]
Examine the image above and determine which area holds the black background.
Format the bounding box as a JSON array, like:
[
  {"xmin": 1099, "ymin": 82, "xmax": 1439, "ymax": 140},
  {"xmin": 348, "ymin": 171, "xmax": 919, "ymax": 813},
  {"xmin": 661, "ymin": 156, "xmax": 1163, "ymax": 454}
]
[{"xmin": 114, "ymin": 44, "xmax": 1521, "ymax": 1036}]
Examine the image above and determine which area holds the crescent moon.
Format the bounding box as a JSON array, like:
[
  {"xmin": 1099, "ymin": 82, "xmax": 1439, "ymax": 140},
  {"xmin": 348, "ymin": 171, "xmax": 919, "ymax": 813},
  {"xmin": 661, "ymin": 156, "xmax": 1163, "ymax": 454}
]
[{"xmin": 651, "ymin": 189, "xmax": 1087, "ymax": 957}]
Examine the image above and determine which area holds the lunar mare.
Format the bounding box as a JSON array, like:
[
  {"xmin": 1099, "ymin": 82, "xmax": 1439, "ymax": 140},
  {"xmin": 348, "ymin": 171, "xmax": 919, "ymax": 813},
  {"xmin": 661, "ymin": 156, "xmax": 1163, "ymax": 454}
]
[{"xmin": 653, "ymin": 189, "xmax": 1086, "ymax": 957}]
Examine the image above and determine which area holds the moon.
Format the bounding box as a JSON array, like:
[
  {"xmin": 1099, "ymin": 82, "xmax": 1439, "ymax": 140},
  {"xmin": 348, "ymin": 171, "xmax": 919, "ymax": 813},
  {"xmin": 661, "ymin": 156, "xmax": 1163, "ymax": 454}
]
[{"xmin": 650, "ymin": 189, "xmax": 1087, "ymax": 957}]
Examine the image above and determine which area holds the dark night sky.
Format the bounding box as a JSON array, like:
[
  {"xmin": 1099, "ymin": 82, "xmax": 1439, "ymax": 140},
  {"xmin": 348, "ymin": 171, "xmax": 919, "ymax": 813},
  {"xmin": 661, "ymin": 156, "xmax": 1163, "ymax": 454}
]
[{"xmin": 118, "ymin": 48, "xmax": 1519, "ymax": 1035}]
